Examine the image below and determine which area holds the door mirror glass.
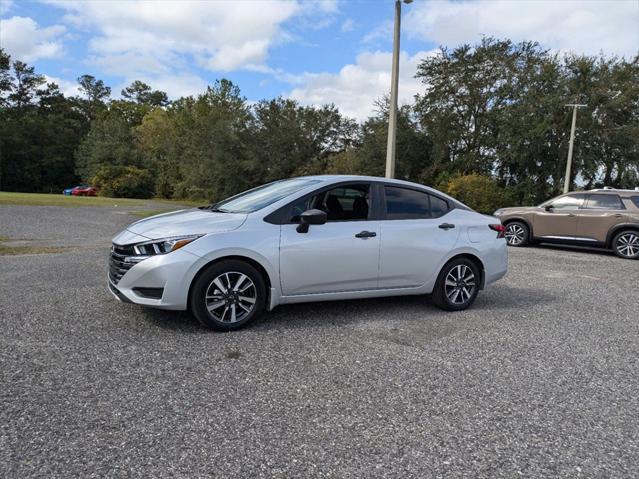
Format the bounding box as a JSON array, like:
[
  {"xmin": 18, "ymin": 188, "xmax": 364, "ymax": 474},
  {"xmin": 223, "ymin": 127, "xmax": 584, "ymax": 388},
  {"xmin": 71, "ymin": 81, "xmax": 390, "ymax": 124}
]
[
  {"xmin": 296, "ymin": 209, "xmax": 327, "ymax": 233},
  {"xmin": 545, "ymin": 205, "xmax": 554, "ymax": 212}
]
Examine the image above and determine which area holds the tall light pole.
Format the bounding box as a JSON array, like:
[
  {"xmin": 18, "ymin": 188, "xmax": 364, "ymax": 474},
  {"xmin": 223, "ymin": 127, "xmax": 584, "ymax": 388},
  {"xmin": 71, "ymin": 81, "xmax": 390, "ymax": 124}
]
[
  {"xmin": 385, "ymin": 0, "xmax": 412, "ymax": 179},
  {"xmin": 563, "ymin": 103, "xmax": 587, "ymax": 193}
]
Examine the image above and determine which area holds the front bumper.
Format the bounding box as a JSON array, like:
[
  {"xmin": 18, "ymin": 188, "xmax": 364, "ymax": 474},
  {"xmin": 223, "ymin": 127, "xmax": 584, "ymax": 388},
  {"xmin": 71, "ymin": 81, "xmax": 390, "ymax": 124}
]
[{"xmin": 107, "ymin": 248, "xmax": 203, "ymax": 311}]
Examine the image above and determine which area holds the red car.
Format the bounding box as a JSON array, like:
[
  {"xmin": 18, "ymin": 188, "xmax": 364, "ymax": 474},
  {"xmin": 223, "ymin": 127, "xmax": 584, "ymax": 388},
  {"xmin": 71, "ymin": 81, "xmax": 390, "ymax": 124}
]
[{"xmin": 71, "ymin": 186, "xmax": 98, "ymax": 196}]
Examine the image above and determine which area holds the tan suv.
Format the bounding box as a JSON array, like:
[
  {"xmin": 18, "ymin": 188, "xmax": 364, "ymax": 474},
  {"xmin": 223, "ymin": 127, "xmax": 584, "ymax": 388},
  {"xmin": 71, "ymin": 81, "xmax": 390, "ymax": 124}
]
[{"xmin": 494, "ymin": 188, "xmax": 639, "ymax": 259}]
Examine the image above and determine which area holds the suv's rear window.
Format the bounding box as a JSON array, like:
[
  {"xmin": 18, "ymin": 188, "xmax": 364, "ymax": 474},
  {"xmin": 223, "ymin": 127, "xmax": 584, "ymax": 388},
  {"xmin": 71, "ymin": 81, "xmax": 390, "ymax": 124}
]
[{"xmin": 585, "ymin": 194, "xmax": 624, "ymax": 210}]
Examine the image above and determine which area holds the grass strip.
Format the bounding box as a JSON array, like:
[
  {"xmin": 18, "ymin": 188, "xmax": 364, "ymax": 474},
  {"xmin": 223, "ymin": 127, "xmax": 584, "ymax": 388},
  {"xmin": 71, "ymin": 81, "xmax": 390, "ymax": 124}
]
[{"xmin": 0, "ymin": 192, "xmax": 202, "ymax": 208}]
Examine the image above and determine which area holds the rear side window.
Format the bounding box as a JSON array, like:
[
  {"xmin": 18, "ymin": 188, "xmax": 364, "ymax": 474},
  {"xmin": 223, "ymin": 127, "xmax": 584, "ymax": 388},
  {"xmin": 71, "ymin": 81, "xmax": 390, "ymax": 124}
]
[
  {"xmin": 430, "ymin": 196, "xmax": 449, "ymax": 218},
  {"xmin": 384, "ymin": 186, "xmax": 449, "ymax": 220},
  {"xmin": 585, "ymin": 194, "xmax": 624, "ymax": 210},
  {"xmin": 631, "ymin": 196, "xmax": 639, "ymax": 208}
]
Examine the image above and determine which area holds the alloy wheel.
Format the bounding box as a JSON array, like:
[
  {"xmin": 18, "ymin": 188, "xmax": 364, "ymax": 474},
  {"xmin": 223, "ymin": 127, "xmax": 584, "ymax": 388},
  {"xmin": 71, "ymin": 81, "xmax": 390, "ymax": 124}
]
[
  {"xmin": 444, "ymin": 264, "xmax": 476, "ymax": 305},
  {"xmin": 505, "ymin": 224, "xmax": 526, "ymax": 246},
  {"xmin": 616, "ymin": 232, "xmax": 639, "ymax": 258},
  {"xmin": 205, "ymin": 272, "xmax": 257, "ymax": 323}
]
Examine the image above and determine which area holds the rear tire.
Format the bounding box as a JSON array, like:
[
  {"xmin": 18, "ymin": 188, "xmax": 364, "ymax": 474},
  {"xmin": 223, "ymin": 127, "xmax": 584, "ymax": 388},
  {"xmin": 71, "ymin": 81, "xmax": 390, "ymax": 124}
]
[
  {"xmin": 504, "ymin": 221, "xmax": 529, "ymax": 247},
  {"xmin": 190, "ymin": 260, "xmax": 266, "ymax": 331},
  {"xmin": 432, "ymin": 258, "xmax": 480, "ymax": 311},
  {"xmin": 612, "ymin": 230, "xmax": 639, "ymax": 260}
]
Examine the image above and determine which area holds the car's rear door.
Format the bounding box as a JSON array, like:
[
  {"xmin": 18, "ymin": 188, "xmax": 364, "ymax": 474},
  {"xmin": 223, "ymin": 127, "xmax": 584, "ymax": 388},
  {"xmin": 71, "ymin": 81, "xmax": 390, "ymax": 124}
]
[
  {"xmin": 533, "ymin": 194, "xmax": 585, "ymax": 239},
  {"xmin": 279, "ymin": 182, "xmax": 381, "ymax": 296},
  {"xmin": 576, "ymin": 194, "xmax": 626, "ymax": 243},
  {"xmin": 378, "ymin": 186, "xmax": 460, "ymax": 288}
]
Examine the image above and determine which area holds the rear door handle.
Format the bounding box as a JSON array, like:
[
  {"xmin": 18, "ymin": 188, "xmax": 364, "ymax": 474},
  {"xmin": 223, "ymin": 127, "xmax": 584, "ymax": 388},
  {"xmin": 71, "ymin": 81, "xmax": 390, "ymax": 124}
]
[
  {"xmin": 438, "ymin": 223, "xmax": 455, "ymax": 230},
  {"xmin": 355, "ymin": 230, "xmax": 377, "ymax": 239}
]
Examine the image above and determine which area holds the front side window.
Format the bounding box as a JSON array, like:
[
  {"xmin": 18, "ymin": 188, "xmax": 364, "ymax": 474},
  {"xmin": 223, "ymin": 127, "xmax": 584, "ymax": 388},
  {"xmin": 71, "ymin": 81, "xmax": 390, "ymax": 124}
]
[
  {"xmin": 384, "ymin": 186, "xmax": 449, "ymax": 220},
  {"xmin": 547, "ymin": 194, "xmax": 585, "ymax": 210},
  {"xmin": 212, "ymin": 178, "xmax": 321, "ymax": 213},
  {"xmin": 289, "ymin": 184, "xmax": 370, "ymax": 222},
  {"xmin": 631, "ymin": 196, "xmax": 639, "ymax": 208},
  {"xmin": 585, "ymin": 194, "xmax": 624, "ymax": 210}
]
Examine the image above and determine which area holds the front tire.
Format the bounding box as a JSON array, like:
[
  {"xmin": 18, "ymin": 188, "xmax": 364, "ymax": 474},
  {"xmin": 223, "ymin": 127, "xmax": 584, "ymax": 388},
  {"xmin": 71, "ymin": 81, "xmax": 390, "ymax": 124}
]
[
  {"xmin": 612, "ymin": 230, "xmax": 639, "ymax": 260},
  {"xmin": 432, "ymin": 258, "xmax": 480, "ymax": 311},
  {"xmin": 504, "ymin": 221, "xmax": 529, "ymax": 247},
  {"xmin": 190, "ymin": 260, "xmax": 266, "ymax": 331}
]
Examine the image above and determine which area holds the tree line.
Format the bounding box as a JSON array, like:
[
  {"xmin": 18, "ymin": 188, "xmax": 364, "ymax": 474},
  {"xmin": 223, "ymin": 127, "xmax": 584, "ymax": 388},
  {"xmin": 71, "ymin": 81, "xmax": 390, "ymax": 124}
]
[{"xmin": 1, "ymin": 38, "xmax": 637, "ymax": 211}]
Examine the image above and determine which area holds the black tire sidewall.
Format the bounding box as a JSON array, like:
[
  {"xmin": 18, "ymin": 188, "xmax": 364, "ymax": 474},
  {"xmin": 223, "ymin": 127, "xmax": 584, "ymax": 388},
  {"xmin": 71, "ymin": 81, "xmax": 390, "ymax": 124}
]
[
  {"xmin": 190, "ymin": 260, "xmax": 266, "ymax": 331},
  {"xmin": 612, "ymin": 231, "xmax": 639, "ymax": 260},
  {"xmin": 433, "ymin": 258, "xmax": 481, "ymax": 311}
]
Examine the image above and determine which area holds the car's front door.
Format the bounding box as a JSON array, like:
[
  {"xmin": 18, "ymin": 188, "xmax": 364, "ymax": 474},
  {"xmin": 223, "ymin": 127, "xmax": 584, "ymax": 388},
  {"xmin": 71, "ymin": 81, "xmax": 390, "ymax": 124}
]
[
  {"xmin": 533, "ymin": 194, "xmax": 585, "ymax": 239},
  {"xmin": 378, "ymin": 186, "xmax": 460, "ymax": 288},
  {"xmin": 279, "ymin": 183, "xmax": 381, "ymax": 296},
  {"xmin": 576, "ymin": 194, "xmax": 626, "ymax": 243}
]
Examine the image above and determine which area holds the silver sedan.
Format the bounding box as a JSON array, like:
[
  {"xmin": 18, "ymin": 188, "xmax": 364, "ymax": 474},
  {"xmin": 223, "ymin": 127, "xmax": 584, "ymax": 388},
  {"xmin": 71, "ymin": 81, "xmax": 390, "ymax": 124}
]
[{"xmin": 109, "ymin": 175, "xmax": 508, "ymax": 331}]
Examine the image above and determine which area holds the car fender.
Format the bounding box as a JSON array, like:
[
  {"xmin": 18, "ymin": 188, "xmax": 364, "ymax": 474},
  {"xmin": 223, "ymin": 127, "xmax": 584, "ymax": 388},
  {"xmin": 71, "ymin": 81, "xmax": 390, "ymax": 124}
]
[
  {"xmin": 606, "ymin": 223, "xmax": 639, "ymax": 246},
  {"xmin": 502, "ymin": 216, "xmax": 533, "ymax": 237},
  {"xmin": 184, "ymin": 239, "xmax": 282, "ymax": 309},
  {"xmin": 419, "ymin": 245, "xmax": 487, "ymax": 292}
]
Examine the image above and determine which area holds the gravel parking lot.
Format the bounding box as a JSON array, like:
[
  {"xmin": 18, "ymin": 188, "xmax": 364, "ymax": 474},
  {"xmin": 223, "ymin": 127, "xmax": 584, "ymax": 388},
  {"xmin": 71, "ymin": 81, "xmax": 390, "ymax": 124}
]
[{"xmin": 1, "ymin": 203, "xmax": 638, "ymax": 478}]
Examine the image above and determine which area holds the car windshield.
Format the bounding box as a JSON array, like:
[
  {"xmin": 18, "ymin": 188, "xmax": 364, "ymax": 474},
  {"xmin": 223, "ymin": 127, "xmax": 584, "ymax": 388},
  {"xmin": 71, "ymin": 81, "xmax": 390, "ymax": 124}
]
[{"xmin": 209, "ymin": 178, "xmax": 322, "ymax": 213}]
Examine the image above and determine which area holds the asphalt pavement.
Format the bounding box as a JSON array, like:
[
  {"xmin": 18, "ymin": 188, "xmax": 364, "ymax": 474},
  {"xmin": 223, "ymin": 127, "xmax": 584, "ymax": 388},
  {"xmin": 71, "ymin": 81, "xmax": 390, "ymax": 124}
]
[{"xmin": 1, "ymin": 203, "xmax": 638, "ymax": 478}]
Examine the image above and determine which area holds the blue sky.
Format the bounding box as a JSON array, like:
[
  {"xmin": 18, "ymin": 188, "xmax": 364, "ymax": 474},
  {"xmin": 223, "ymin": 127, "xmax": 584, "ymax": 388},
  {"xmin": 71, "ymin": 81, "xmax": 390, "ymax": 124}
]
[{"xmin": 1, "ymin": 0, "xmax": 638, "ymax": 119}]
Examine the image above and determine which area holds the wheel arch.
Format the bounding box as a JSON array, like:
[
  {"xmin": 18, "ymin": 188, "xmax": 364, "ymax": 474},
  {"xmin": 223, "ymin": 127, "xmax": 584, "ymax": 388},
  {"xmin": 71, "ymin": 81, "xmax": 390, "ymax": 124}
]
[
  {"xmin": 502, "ymin": 217, "xmax": 533, "ymax": 240},
  {"xmin": 442, "ymin": 253, "xmax": 486, "ymax": 289},
  {"xmin": 606, "ymin": 224, "xmax": 639, "ymax": 247},
  {"xmin": 187, "ymin": 255, "xmax": 274, "ymax": 311}
]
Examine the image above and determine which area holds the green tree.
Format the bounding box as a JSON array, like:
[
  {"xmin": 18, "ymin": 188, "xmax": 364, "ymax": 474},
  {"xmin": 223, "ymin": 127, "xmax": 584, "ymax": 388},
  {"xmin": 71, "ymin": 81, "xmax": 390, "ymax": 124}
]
[
  {"xmin": 251, "ymin": 97, "xmax": 358, "ymax": 181},
  {"xmin": 75, "ymin": 108, "xmax": 141, "ymax": 181},
  {"xmin": 122, "ymin": 80, "xmax": 169, "ymax": 106},
  {"xmin": 76, "ymin": 74, "xmax": 111, "ymax": 119}
]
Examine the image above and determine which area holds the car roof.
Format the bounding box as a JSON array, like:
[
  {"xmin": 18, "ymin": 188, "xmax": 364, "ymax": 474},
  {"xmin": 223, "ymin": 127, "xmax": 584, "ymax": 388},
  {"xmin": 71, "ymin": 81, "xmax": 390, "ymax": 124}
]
[{"xmin": 584, "ymin": 188, "xmax": 639, "ymax": 198}]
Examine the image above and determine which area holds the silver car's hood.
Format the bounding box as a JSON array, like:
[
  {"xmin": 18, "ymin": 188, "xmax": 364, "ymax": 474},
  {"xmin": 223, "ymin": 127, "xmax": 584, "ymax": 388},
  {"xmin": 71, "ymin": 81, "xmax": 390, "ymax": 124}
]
[{"xmin": 125, "ymin": 208, "xmax": 247, "ymax": 240}]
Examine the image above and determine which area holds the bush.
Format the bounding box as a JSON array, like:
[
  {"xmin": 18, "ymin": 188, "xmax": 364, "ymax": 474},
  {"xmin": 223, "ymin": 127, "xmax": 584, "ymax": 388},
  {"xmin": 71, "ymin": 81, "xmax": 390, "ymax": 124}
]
[
  {"xmin": 92, "ymin": 165, "xmax": 155, "ymax": 199},
  {"xmin": 439, "ymin": 174, "xmax": 514, "ymax": 214}
]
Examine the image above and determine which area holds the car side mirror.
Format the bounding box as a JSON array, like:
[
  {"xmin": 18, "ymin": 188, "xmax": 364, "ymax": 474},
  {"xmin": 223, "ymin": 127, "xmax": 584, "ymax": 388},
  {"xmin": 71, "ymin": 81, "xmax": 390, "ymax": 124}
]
[
  {"xmin": 296, "ymin": 209, "xmax": 327, "ymax": 233},
  {"xmin": 545, "ymin": 205, "xmax": 553, "ymax": 212}
]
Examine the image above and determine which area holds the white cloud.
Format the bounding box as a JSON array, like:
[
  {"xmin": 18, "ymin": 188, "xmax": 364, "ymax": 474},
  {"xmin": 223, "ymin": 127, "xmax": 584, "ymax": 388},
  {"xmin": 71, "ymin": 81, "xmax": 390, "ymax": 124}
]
[
  {"xmin": 0, "ymin": 16, "xmax": 66, "ymax": 62},
  {"xmin": 288, "ymin": 50, "xmax": 435, "ymax": 121},
  {"xmin": 44, "ymin": 75, "xmax": 81, "ymax": 97},
  {"xmin": 47, "ymin": 0, "xmax": 301, "ymax": 73},
  {"xmin": 121, "ymin": 73, "xmax": 209, "ymax": 100},
  {"xmin": 341, "ymin": 18, "xmax": 355, "ymax": 33},
  {"xmin": 404, "ymin": 0, "xmax": 639, "ymax": 58},
  {"xmin": 0, "ymin": 0, "xmax": 14, "ymax": 15}
]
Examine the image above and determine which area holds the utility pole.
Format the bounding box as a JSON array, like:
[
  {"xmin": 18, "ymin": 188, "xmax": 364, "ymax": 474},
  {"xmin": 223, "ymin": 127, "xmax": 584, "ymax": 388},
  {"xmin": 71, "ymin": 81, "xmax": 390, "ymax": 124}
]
[
  {"xmin": 563, "ymin": 103, "xmax": 587, "ymax": 193},
  {"xmin": 385, "ymin": 0, "xmax": 412, "ymax": 179}
]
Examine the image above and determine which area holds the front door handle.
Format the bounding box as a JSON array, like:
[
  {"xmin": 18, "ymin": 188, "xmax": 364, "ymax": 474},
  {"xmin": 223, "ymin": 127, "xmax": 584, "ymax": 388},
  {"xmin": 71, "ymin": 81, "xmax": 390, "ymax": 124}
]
[
  {"xmin": 438, "ymin": 223, "xmax": 455, "ymax": 230},
  {"xmin": 355, "ymin": 230, "xmax": 377, "ymax": 239}
]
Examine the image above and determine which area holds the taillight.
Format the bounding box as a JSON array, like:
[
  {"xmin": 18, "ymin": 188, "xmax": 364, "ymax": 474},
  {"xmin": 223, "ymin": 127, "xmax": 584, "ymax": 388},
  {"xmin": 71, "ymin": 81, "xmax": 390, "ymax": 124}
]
[{"xmin": 489, "ymin": 224, "xmax": 506, "ymax": 239}]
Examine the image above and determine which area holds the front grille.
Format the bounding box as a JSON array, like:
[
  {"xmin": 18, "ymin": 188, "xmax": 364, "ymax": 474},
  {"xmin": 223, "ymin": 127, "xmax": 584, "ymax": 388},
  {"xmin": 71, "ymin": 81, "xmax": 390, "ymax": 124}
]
[{"xmin": 109, "ymin": 244, "xmax": 138, "ymax": 285}]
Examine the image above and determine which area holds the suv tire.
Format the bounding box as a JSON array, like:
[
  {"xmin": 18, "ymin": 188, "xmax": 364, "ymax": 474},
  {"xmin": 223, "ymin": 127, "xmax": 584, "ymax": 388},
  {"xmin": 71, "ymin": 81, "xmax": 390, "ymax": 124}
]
[
  {"xmin": 612, "ymin": 230, "xmax": 639, "ymax": 260},
  {"xmin": 504, "ymin": 221, "xmax": 529, "ymax": 247}
]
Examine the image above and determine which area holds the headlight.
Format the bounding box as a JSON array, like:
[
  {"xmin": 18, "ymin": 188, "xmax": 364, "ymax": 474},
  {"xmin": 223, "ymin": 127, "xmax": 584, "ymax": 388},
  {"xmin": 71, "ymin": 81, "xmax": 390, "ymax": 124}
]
[{"xmin": 133, "ymin": 235, "xmax": 203, "ymax": 256}]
